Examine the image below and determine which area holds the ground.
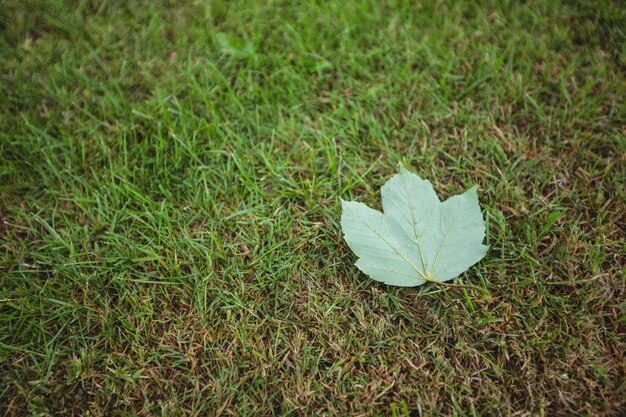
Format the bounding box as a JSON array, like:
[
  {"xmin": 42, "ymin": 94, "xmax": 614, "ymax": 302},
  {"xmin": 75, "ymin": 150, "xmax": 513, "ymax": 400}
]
[{"xmin": 1, "ymin": 0, "xmax": 625, "ymax": 416}]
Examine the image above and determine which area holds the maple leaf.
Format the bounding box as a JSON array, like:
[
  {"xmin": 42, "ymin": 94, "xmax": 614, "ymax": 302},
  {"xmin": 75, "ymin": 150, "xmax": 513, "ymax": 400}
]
[{"xmin": 341, "ymin": 168, "xmax": 488, "ymax": 287}]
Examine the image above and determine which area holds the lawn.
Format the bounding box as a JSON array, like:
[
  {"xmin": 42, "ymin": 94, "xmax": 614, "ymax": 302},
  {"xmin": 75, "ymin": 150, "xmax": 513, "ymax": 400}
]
[{"xmin": 1, "ymin": 0, "xmax": 625, "ymax": 415}]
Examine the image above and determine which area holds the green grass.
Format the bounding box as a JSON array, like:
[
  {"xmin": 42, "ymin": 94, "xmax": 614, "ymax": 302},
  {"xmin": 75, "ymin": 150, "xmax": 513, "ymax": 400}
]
[{"xmin": 1, "ymin": 0, "xmax": 625, "ymax": 415}]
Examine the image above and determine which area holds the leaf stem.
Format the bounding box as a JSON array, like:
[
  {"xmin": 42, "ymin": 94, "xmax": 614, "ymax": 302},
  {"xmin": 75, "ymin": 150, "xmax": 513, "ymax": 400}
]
[{"xmin": 421, "ymin": 275, "xmax": 489, "ymax": 295}]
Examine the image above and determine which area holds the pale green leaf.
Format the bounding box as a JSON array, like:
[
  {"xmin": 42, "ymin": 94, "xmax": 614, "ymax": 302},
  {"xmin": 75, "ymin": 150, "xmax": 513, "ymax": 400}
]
[{"xmin": 341, "ymin": 168, "xmax": 488, "ymax": 287}]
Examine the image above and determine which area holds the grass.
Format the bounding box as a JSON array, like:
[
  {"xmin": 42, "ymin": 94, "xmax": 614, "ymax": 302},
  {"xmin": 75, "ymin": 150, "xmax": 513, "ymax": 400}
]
[{"xmin": 1, "ymin": 0, "xmax": 625, "ymax": 415}]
